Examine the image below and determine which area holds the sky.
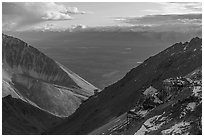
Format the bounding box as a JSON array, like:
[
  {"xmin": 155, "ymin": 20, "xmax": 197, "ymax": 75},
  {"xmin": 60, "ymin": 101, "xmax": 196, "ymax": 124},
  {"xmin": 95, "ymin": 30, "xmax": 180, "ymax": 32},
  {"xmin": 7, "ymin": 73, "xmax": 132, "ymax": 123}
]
[{"xmin": 2, "ymin": 2, "xmax": 202, "ymax": 31}]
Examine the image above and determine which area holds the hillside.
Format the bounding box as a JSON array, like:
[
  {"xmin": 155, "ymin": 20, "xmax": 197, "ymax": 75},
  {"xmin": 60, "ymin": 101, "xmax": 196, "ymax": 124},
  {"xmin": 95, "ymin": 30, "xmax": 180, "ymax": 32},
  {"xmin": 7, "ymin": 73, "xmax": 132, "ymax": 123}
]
[
  {"xmin": 46, "ymin": 37, "xmax": 202, "ymax": 134},
  {"xmin": 2, "ymin": 34, "xmax": 99, "ymax": 117},
  {"xmin": 97, "ymin": 67, "xmax": 202, "ymax": 135},
  {"xmin": 2, "ymin": 95, "xmax": 63, "ymax": 135}
]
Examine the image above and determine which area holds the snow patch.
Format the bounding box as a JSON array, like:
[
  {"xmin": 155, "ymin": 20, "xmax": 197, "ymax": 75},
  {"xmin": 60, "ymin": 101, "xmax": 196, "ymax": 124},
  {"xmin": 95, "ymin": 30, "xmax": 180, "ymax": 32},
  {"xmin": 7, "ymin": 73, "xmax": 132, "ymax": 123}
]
[
  {"xmin": 136, "ymin": 110, "xmax": 149, "ymax": 117},
  {"xmin": 180, "ymin": 102, "xmax": 196, "ymax": 118},
  {"xmin": 161, "ymin": 121, "xmax": 190, "ymax": 135},
  {"xmin": 186, "ymin": 78, "xmax": 193, "ymax": 83},
  {"xmin": 153, "ymin": 96, "xmax": 163, "ymax": 104},
  {"xmin": 180, "ymin": 111, "xmax": 187, "ymax": 119},
  {"xmin": 186, "ymin": 102, "xmax": 196, "ymax": 111},
  {"xmin": 143, "ymin": 86, "xmax": 157, "ymax": 96},
  {"xmin": 135, "ymin": 112, "xmax": 167, "ymax": 135},
  {"xmin": 134, "ymin": 125, "xmax": 148, "ymax": 135},
  {"xmin": 192, "ymin": 86, "xmax": 202, "ymax": 98}
]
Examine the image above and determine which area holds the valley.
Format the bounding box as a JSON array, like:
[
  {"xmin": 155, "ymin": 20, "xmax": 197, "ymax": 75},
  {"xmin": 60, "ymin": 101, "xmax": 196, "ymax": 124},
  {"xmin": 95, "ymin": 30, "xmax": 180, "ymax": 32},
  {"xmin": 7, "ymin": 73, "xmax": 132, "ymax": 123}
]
[
  {"xmin": 2, "ymin": 34, "xmax": 202, "ymax": 135},
  {"xmin": 2, "ymin": 2, "xmax": 202, "ymax": 135},
  {"xmin": 6, "ymin": 31, "xmax": 201, "ymax": 89}
]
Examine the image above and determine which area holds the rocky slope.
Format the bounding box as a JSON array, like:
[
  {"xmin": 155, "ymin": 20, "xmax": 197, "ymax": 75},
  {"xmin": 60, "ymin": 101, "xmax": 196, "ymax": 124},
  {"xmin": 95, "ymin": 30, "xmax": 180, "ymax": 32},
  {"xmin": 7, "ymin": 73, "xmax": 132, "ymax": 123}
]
[
  {"xmin": 2, "ymin": 34, "xmax": 99, "ymax": 117},
  {"xmin": 107, "ymin": 67, "xmax": 202, "ymax": 135},
  {"xmin": 46, "ymin": 37, "xmax": 202, "ymax": 134},
  {"xmin": 2, "ymin": 95, "xmax": 63, "ymax": 135}
]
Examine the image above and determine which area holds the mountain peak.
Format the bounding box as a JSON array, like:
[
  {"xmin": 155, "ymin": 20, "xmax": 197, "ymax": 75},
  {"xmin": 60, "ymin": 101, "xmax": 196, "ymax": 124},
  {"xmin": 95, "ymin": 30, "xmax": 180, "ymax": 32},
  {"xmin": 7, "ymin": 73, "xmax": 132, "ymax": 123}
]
[
  {"xmin": 189, "ymin": 37, "xmax": 202, "ymax": 46},
  {"xmin": 2, "ymin": 34, "xmax": 98, "ymax": 117}
]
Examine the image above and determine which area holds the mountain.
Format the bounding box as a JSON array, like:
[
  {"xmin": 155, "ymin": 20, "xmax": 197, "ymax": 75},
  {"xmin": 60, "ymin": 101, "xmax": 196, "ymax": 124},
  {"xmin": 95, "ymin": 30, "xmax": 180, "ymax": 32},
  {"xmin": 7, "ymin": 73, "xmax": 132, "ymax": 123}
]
[
  {"xmin": 102, "ymin": 67, "xmax": 202, "ymax": 135},
  {"xmin": 2, "ymin": 95, "xmax": 63, "ymax": 135},
  {"xmin": 6, "ymin": 30, "xmax": 201, "ymax": 89},
  {"xmin": 2, "ymin": 34, "xmax": 99, "ymax": 117},
  {"xmin": 46, "ymin": 37, "xmax": 202, "ymax": 134}
]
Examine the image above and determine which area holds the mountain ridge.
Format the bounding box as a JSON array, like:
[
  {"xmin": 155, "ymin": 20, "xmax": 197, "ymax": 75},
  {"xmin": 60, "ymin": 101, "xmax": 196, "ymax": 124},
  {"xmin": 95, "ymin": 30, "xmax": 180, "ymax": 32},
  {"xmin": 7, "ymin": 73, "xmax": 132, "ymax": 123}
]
[
  {"xmin": 46, "ymin": 37, "xmax": 202, "ymax": 134},
  {"xmin": 2, "ymin": 33, "xmax": 98, "ymax": 117},
  {"xmin": 2, "ymin": 34, "xmax": 202, "ymax": 135}
]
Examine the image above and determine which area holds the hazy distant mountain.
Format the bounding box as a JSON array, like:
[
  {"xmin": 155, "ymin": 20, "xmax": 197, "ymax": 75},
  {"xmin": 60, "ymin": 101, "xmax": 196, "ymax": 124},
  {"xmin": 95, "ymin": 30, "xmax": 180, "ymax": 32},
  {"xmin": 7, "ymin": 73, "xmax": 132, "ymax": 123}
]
[
  {"xmin": 2, "ymin": 34, "xmax": 99, "ymax": 117},
  {"xmin": 4, "ymin": 30, "xmax": 202, "ymax": 89},
  {"xmin": 47, "ymin": 37, "xmax": 202, "ymax": 135}
]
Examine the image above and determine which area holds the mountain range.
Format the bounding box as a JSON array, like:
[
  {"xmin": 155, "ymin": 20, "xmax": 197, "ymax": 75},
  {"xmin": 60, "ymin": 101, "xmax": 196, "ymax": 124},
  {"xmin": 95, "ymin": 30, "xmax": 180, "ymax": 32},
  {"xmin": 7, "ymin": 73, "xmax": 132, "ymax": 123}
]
[
  {"xmin": 2, "ymin": 34, "xmax": 202, "ymax": 135},
  {"xmin": 5, "ymin": 30, "xmax": 201, "ymax": 89}
]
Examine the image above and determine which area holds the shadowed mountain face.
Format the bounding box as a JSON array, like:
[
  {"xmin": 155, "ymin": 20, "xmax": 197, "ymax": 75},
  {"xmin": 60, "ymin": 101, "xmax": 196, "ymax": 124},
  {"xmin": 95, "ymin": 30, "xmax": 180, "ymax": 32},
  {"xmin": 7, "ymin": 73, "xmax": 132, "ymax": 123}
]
[
  {"xmin": 2, "ymin": 95, "xmax": 63, "ymax": 135},
  {"xmin": 2, "ymin": 34, "xmax": 98, "ymax": 117},
  {"xmin": 46, "ymin": 37, "xmax": 202, "ymax": 134}
]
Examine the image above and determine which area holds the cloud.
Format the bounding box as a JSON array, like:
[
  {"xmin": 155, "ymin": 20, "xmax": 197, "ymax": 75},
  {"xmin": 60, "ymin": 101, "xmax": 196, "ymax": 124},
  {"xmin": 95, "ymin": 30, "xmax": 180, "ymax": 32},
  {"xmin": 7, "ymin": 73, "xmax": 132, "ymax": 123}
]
[
  {"xmin": 113, "ymin": 2, "xmax": 202, "ymax": 32},
  {"xmin": 2, "ymin": 2, "xmax": 87, "ymax": 31},
  {"xmin": 142, "ymin": 2, "xmax": 202, "ymax": 15},
  {"xmin": 158, "ymin": 2, "xmax": 202, "ymax": 14},
  {"xmin": 27, "ymin": 23, "xmax": 88, "ymax": 32},
  {"xmin": 113, "ymin": 13, "xmax": 201, "ymax": 32},
  {"xmin": 65, "ymin": 7, "xmax": 86, "ymax": 14},
  {"xmin": 30, "ymin": 23, "xmax": 57, "ymax": 32},
  {"xmin": 114, "ymin": 14, "xmax": 201, "ymax": 26}
]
